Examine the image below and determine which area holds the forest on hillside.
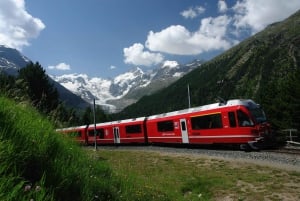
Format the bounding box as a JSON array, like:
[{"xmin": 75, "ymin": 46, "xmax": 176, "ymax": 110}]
[{"xmin": 115, "ymin": 10, "xmax": 300, "ymax": 132}]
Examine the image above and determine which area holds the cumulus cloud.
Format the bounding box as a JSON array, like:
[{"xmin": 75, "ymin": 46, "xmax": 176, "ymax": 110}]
[
  {"xmin": 123, "ymin": 43, "xmax": 164, "ymax": 66},
  {"xmin": 0, "ymin": 0, "xmax": 45, "ymax": 50},
  {"xmin": 146, "ymin": 15, "xmax": 232, "ymax": 55},
  {"xmin": 232, "ymin": 0, "xmax": 300, "ymax": 33},
  {"xmin": 126, "ymin": 1, "xmax": 300, "ymax": 63},
  {"xmin": 180, "ymin": 6, "xmax": 205, "ymax": 19},
  {"xmin": 48, "ymin": 63, "xmax": 71, "ymax": 71},
  {"xmin": 145, "ymin": 1, "xmax": 300, "ymax": 56},
  {"xmin": 218, "ymin": 0, "xmax": 228, "ymax": 13}
]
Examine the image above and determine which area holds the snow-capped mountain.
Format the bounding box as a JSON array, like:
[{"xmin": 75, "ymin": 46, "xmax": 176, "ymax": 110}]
[
  {"xmin": 0, "ymin": 45, "xmax": 90, "ymax": 109},
  {"xmin": 0, "ymin": 45, "xmax": 202, "ymax": 111},
  {"xmin": 51, "ymin": 60, "xmax": 202, "ymax": 112},
  {"xmin": 109, "ymin": 67, "xmax": 151, "ymax": 97},
  {"xmin": 0, "ymin": 45, "xmax": 30, "ymax": 75}
]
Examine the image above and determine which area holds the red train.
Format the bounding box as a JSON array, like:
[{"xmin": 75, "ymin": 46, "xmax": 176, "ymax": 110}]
[{"xmin": 57, "ymin": 99, "xmax": 271, "ymax": 150}]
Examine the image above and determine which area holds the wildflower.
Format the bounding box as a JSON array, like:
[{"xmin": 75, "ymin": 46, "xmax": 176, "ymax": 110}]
[
  {"xmin": 24, "ymin": 185, "xmax": 31, "ymax": 192},
  {"xmin": 35, "ymin": 186, "xmax": 41, "ymax": 191}
]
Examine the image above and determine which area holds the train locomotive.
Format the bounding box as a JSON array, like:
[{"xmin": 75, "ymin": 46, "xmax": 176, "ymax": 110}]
[{"xmin": 57, "ymin": 99, "xmax": 271, "ymax": 150}]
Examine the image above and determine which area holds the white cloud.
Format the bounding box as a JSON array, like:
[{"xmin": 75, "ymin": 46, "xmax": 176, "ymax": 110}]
[
  {"xmin": 200, "ymin": 15, "xmax": 229, "ymax": 38},
  {"xmin": 180, "ymin": 6, "xmax": 205, "ymax": 19},
  {"xmin": 123, "ymin": 43, "xmax": 164, "ymax": 66},
  {"xmin": 145, "ymin": 1, "xmax": 300, "ymax": 56},
  {"xmin": 146, "ymin": 15, "xmax": 232, "ymax": 55},
  {"xmin": 218, "ymin": 0, "xmax": 228, "ymax": 13},
  {"xmin": 0, "ymin": 0, "xmax": 45, "ymax": 50},
  {"xmin": 232, "ymin": 0, "xmax": 300, "ymax": 33},
  {"xmin": 48, "ymin": 63, "xmax": 71, "ymax": 71},
  {"xmin": 126, "ymin": 0, "xmax": 300, "ymax": 63},
  {"xmin": 110, "ymin": 65, "xmax": 116, "ymax": 70}
]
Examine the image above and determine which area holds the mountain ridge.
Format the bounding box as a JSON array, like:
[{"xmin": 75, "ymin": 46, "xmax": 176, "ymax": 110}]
[
  {"xmin": 51, "ymin": 60, "xmax": 202, "ymax": 112},
  {"xmin": 0, "ymin": 45, "xmax": 90, "ymax": 109},
  {"xmin": 0, "ymin": 44, "xmax": 202, "ymax": 112},
  {"xmin": 0, "ymin": 45, "xmax": 30, "ymax": 75}
]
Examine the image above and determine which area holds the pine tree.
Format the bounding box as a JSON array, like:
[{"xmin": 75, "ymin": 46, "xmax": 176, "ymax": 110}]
[
  {"xmin": 82, "ymin": 106, "xmax": 92, "ymax": 125},
  {"xmin": 81, "ymin": 105, "xmax": 110, "ymax": 125},
  {"xmin": 18, "ymin": 62, "xmax": 59, "ymax": 114}
]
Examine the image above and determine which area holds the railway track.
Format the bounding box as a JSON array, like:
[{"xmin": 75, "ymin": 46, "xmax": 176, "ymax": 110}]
[
  {"xmin": 92, "ymin": 144, "xmax": 300, "ymax": 172},
  {"xmin": 265, "ymin": 146, "xmax": 300, "ymax": 155}
]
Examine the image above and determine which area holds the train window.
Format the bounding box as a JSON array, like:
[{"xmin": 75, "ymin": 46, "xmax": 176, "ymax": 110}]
[
  {"xmin": 125, "ymin": 124, "xmax": 142, "ymax": 134},
  {"xmin": 88, "ymin": 129, "xmax": 95, "ymax": 136},
  {"xmin": 237, "ymin": 110, "xmax": 254, "ymax": 127},
  {"xmin": 157, "ymin": 120, "xmax": 174, "ymax": 132},
  {"xmin": 97, "ymin": 128, "xmax": 105, "ymax": 139},
  {"xmin": 191, "ymin": 113, "xmax": 222, "ymax": 130},
  {"xmin": 88, "ymin": 128, "xmax": 104, "ymax": 137},
  {"xmin": 181, "ymin": 121, "xmax": 186, "ymax": 131},
  {"xmin": 228, "ymin": 112, "xmax": 237, "ymax": 127}
]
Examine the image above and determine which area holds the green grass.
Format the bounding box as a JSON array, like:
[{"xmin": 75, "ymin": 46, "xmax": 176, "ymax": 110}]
[
  {"xmin": 0, "ymin": 96, "xmax": 119, "ymax": 201},
  {"xmin": 92, "ymin": 149, "xmax": 300, "ymax": 201}
]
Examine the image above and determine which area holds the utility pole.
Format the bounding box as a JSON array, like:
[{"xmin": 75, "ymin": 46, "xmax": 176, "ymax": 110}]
[
  {"xmin": 93, "ymin": 98, "xmax": 97, "ymax": 150},
  {"xmin": 187, "ymin": 84, "xmax": 191, "ymax": 108}
]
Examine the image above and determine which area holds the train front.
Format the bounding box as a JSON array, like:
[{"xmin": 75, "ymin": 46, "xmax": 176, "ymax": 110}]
[{"xmin": 245, "ymin": 100, "xmax": 272, "ymax": 149}]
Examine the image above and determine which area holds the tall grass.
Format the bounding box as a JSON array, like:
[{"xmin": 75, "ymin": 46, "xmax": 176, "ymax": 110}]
[{"xmin": 0, "ymin": 96, "xmax": 119, "ymax": 201}]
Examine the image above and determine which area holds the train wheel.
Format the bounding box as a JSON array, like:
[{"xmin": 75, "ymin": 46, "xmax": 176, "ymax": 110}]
[{"xmin": 240, "ymin": 143, "xmax": 251, "ymax": 152}]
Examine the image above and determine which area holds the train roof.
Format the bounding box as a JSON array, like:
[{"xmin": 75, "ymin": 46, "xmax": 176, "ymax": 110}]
[
  {"xmin": 147, "ymin": 99, "xmax": 258, "ymax": 120},
  {"xmin": 88, "ymin": 116, "xmax": 146, "ymax": 128},
  {"xmin": 56, "ymin": 125, "xmax": 87, "ymax": 132},
  {"xmin": 111, "ymin": 116, "xmax": 146, "ymax": 124}
]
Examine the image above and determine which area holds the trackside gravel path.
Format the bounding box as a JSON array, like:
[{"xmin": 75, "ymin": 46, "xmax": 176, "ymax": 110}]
[{"xmin": 95, "ymin": 145, "xmax": 300, "ymax": 172}]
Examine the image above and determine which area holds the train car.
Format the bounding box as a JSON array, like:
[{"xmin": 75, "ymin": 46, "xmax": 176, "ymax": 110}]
[
  {"xmin": 86, "ymin": 122, "xmax": 115, "ymax": 145},
  {"xmin": 146, "ymin": 99, "xmax": 270, "ymax": 149},
  {"xmin": 86, "ymin": 117, "xmax": 147, "ymax": 145},
  {"xmin": 57, "ymin": 99, "xmax": 270, "ymax": 150},
  {"xmin": 56, "ymin": 125, "xmax": 88, "ymax": 145},
  {"xmin": 109, "ymin": 117, "xmax": 147, "ymax": 144},
  {"xmin": 146, "ymin": 113, "xmax": 186, "ymax": 144}
]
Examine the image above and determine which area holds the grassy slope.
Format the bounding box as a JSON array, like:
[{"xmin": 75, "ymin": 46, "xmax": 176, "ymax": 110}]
[
  {"xmin": 0, "ymin": 96, "xmax": 119, "ymax": 201},
  {"xmin": 94, "ymin": 149, "xmax": 300, "ymax": 201}
]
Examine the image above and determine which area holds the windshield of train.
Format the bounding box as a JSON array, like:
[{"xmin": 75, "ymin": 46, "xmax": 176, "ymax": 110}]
[{"xmin": 247, "ymin": 104, "xmax": 267, "ymax": 123}]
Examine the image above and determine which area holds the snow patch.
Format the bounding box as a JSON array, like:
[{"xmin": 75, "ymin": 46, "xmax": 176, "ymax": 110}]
[{"xmin": 162, "ymin": 60, "xmax": 179, "ymax": 68}]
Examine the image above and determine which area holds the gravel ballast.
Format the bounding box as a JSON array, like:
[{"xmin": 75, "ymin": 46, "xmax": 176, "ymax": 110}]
[{"xmin": 96, "ymin": 145, "xmax": 300, "ymax": 172}]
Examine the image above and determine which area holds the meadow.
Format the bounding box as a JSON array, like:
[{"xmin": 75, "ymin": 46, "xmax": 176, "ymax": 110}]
[{"xmin": 91, "ymin": 148, "xmax": 300, "ymax": 201}]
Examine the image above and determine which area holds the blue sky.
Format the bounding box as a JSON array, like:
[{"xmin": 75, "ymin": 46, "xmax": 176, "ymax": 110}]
[{"xmin": 1, "ymin": 0, "xmax": 300, "ymax": 78}]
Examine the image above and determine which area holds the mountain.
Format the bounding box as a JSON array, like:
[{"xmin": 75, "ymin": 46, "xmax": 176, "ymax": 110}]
[
  {"xmin": 107, "ymin": 60, "xmax": 202, "ymax": 111},
  {"xmin": 0, "ymin": 45, "xmax": 89, "ymax": 109},
  {"xmin": 116, "ymin": 10, "xmax": 300, "ymax": 131},
  {"xmin": 0, "ymin": 45, "xmax": 30, "ymax": 75},
  {"xmin": 51, "ymin": 60, "xmax": 201, "ymax": 112}
]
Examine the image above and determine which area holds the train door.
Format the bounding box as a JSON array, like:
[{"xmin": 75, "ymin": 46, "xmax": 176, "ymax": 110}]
[
  {"xmin": 113, "ymin": 127, "xmax": 120, "ymax": 144},
  {"xmin": 180, "ymin": 119, "xmax": 189, "ymax": 143}
]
